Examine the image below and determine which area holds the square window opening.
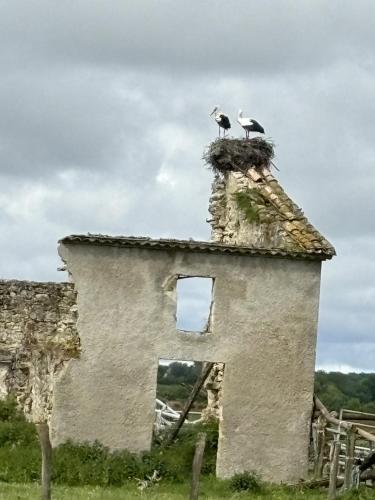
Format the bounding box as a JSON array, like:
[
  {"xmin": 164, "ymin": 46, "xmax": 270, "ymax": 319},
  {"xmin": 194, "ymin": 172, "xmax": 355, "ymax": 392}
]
[{"xmin": 176, "ymin": 276, "xmax": 214, "ymax": 333}]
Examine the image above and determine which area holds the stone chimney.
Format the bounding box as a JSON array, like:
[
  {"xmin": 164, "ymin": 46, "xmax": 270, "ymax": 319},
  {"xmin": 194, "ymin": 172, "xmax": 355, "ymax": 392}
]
[{"xmin": 202, "ymin": 138, "xmax": 335, "ymax": 422}]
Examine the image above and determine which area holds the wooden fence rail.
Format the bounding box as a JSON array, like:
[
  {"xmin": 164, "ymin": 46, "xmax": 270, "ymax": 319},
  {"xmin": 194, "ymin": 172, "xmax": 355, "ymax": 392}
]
[{"xmin": 313, "ymin": 397, "xmax": 375, "ymax": 499}]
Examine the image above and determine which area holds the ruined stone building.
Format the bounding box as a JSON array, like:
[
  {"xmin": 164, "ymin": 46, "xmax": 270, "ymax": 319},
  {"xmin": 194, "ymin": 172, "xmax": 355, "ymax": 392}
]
[{"xmin": 0, "ymin": 138, "xmax": 335, "ymax": 482}]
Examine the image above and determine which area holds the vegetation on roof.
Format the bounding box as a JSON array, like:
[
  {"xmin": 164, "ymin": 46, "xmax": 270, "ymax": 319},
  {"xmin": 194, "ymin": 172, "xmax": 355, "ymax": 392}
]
[
  {"xmin": 203, "ymin": 137, "xmax": 275, "ymax": 174},
  {"xmin": 232, "ymin": 188, "xmax": 267, "ymax": 224}
]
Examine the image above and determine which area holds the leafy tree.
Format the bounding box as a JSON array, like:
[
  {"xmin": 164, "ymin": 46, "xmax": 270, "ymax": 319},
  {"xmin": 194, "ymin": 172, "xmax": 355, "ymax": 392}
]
[{"xmin": 315, "ymin": 371, "xmax": 375, "ymax": 413}]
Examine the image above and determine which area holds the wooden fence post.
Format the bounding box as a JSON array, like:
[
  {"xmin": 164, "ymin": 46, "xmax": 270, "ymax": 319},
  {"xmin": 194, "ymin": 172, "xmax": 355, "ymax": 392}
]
[
  {"xmin": 190, "ymin": 432, "xmax": 207, "ymax": 500},
  {"xmin": 36, "ymin": 422, "xmax": 52, "ymax": 500},
  {"xmin": 314, "ymin": 416, "xmax": 326, "ymax": 480},
  {"xmin": 343, "ymin": 429, "xmax": 356, "ymax": 491},
  {"xmin": 328, "ymin": 438, "xmax": 341, "ymax": 500}
]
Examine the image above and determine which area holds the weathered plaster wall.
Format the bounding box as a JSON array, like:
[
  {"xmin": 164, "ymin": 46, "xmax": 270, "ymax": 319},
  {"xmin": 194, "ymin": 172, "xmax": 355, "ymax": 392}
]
[
  {"xmin": 53, "ymin": 243, "xmax": 321, "ymax": 483},
  {"xmin": 0, "ymin": 280, "xmax": 78, "ymax": 420}
]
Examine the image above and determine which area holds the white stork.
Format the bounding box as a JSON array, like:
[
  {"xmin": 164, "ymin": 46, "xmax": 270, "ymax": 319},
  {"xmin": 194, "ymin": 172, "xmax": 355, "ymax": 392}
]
[
  {"xmin": 210, "ymin": 105, "xmax": 231, "ymax": 137},
  {"xmin": 237, "ymin": 110, "xmax": 265, "ymax": 139}
]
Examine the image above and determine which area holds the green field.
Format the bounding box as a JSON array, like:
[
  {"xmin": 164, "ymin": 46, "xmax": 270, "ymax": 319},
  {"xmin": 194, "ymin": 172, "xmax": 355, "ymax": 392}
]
[
  {"xmin": 2, "ymin": 368, "xmax": 375, "ymax": 500},
  {"xmin": 1, "ymin": 481, "xmax": 374, "ymax": 499}
]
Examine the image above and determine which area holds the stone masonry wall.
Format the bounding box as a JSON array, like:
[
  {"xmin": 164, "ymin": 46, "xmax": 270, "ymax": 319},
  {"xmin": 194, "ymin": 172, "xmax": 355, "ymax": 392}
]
[
  {"xmin": 0, "ymin": 280, "xmax": 79, "ymax": 421},
  {"xmin": 209, "ymin": 171, "xmax": 297, "ymax": 248}
]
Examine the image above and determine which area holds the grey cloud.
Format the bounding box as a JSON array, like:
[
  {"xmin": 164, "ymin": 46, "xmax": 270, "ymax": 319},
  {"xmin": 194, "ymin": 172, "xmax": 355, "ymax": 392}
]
[
  {"xmin": 1, "ymin": 1, "xmax": 375, "ymax": 75},
  {"xmin": 0, "ymin": 69, "xmax": 141, "ymax": 177},
  {"xmin": 176, "ymin": 277, "xmax": 213, "ymax": 331},
  {"xmin": 0, "ymin": 1, "xmax": 374, "ymax": 372},
  {"xmin": 317, "ymin": 340, "xmax": 375, "ymax": 372}
]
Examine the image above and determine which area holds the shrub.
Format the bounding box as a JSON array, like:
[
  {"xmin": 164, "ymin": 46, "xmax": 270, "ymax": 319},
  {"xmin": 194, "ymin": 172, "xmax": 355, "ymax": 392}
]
[
  {"xmin": 0, "ymin": 420, "xmax": 37, "ymax": 447},
  {"xmin": 0, "ymin": 397, "xmax": 37, "ymax": 447},
  {"xmin": 162, "ymin": 421, "xmax": 218, "ymax": 479},
  {"xmin": 106, "ymin": 449, "xmax": 141, "ymax": 485},
  {"xmin": 0, "ymin": 395, "xmax": 220, "ymax": 487},
  {"xmin": 53, "ymin": 440, "xmax": 110, "ymax": 486},
  {"xmin": 0, "ymin": 397, "xmax": 23, "ymax": 421},
  {"xmin": 0, "ymin": 445, "xmax": 41, "ymax": 483},
  {"xmin": 53, "ymin": 441, "xmax": 150, "ymax": 486},
  {"xmin": 51, "ymin": 423, "xmax": 218, "ymax": 487},
  {"xmin": 229, "ymin": 471, "xmax": 263, "ymax": 492}
]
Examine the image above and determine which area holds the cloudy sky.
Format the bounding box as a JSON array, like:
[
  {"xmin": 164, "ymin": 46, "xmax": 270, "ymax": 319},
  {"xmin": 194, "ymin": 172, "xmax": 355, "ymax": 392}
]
[{"xmin": 0, "ymin": 1, "xmax": 374, "ymax": 372}]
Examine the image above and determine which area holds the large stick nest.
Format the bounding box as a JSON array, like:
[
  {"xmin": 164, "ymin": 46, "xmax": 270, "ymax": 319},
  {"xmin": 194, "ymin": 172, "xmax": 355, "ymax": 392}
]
[{"xmin": 203, "ymin": 137, "xmax": 275, "ymax": 174}]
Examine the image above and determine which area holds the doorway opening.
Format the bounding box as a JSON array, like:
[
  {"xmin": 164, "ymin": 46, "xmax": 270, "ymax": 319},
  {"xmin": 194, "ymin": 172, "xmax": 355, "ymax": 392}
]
[{"xmin": 154, "ymin": 358, "xmax": 225, "ymax": 436}]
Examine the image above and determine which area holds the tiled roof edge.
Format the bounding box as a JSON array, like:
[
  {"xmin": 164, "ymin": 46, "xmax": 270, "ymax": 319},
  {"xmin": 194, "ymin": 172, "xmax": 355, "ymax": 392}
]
[{"xmin": 59, "ymin": 234, "xmax": 334, "ymax": 261}]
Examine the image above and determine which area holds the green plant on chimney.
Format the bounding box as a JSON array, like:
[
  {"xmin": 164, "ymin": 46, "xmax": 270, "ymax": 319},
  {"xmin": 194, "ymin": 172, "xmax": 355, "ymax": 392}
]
[{"xmin": 233, "ymin": 188, "xmax": 266, "ymax": 224}]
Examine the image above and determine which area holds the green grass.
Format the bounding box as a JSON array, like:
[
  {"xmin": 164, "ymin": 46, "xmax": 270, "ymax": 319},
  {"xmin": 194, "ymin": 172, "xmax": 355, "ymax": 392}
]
[
  {"xmin": 0, "ymin": 479, "xmax": 225, "ymax": 499},
  {"xmin": 1, "ymin": 398, "xmax": 375, "ymax": 499},
  {"xmin": 2, "ymin": 481, "xmax": 375, "ymax": 499},
  {"xmin": 0, "ymin": 482, "xmax": 186, "ymax": 500}
]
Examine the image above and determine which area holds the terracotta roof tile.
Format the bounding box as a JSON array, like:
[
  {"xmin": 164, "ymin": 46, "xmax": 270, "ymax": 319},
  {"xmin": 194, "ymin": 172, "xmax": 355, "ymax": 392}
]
[
  {"xmin": 244, "ymin": 168, "xmax": 336, "ymax": 258},
  {"xmin": 59, "ymin": 235, "xmax": 333, "ymax": 261}
]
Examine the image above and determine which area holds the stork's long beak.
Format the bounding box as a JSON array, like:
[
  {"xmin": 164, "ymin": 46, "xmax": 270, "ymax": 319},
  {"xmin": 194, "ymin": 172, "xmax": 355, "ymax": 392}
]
[{"xmin": 209, "ymin": 110, "xmax": 215, "ymax": 116}]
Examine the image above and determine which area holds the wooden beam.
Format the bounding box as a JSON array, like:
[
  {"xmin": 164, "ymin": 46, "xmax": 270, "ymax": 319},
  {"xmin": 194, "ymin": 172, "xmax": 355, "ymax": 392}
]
[
  {"xmin": 328, "ymin": 439, "xmax": 341, "ymax": 500},
  {"xmin": 167, "ymin": 362, "xmax": 214, "ymax": 444},
  {"xmin": 36, "ymin": 422, "xmax": 52, "ymax": 500},
  {"xmin": 314, "ymin": 396, "xmax": 375, "ymax": 443},
  {"xmin": 189, "ymin": 432, "xmax": 206, "ymax": 500},
  {"xmin": 341, "ymin": 409, "xmax": 375, "ymax": 420},
  {"xmin": 343, "ymin": 429, "xmax": 356, "ymax": 490},
  {"xmin": 288, "ymin": 477, "xmax": 344, "ymax": 490},
  {"xmin": 314, "ymin": 416, "xmax": 326, "ymax": 480}
]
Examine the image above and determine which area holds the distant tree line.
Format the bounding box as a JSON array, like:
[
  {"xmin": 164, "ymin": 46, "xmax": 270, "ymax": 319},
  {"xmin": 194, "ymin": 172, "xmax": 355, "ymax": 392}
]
[
  {"xmin": 158, "ymin": 363, "xmax": 375, "ymax": 413},
  {"xmin": 315, "ymin": 371, "xmax": 375, "ymax": 413},
  {"xmin": 158, "ymin": 362, "xmax": 202, "ymax": 386},
  {"xmin": 157, "ymin": 362, "xmax": 205, "ymax": 409}
]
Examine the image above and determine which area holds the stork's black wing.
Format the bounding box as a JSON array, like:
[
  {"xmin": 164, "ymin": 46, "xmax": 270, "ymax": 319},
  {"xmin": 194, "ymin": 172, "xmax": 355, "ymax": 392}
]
[
  {"xmin": 219, "ymin": 114, "xmax": 231, "ymax": 130},
  {"xmin": 250, "ymin": 119, "xmax": 265, "ymax": 134}
]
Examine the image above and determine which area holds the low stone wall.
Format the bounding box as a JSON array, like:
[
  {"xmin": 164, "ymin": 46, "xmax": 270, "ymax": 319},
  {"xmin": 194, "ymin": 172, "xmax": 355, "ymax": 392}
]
[{"xmin": 0, "ymin": 280, "xmax": 79, "ymax": 420}]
